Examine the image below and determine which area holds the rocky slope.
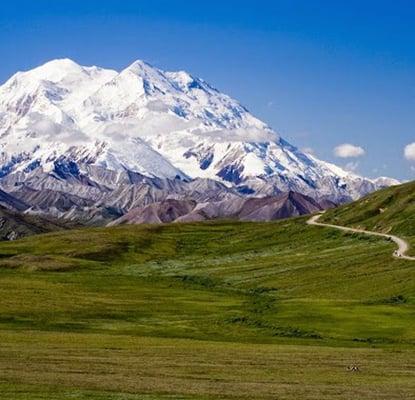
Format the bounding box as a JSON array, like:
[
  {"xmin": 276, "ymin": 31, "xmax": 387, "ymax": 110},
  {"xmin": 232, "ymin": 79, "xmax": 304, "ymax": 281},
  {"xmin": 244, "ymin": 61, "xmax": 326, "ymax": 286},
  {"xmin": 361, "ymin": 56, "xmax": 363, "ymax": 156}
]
[
  {"xmin": 109, "ymin": 191, "xmax": 333, "ymax": 225},
  {"xmin": 0, "ymin": 189, "xmax": 77, "ymax": 240}
]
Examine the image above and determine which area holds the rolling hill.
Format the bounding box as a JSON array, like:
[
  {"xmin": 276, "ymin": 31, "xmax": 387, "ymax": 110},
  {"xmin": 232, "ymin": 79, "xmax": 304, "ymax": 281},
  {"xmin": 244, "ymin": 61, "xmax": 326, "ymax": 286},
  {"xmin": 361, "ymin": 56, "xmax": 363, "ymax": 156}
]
[{"xmin": 321, "ymin": 180, "xmax": 415, "ymax": 253}]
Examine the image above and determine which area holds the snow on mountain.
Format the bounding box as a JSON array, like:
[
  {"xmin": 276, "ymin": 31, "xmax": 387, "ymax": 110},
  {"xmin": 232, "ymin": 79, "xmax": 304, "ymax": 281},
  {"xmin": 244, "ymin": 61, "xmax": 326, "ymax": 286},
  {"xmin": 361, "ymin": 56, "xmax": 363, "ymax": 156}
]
[
  {"xmin": 371, "ymin": 177, "xmax": 401, "ymax": 187},
  {"xmin": 0, "ymin": 58, "xmax": 397, "ymax": 205}
]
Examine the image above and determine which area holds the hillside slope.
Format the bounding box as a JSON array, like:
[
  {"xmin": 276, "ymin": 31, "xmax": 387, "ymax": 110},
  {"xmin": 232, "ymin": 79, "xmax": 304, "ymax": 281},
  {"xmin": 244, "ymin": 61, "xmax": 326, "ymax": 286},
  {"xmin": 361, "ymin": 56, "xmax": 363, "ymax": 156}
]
[
  {"xmin": 0, "ymin": 188, "xmax": 78, "ymax": 240},
  {"xmin": 0, "ymin": 218, "xmax": 413, "ymax": 337},
  {"xmin": 0, "ymin": 205, "xmax": 79, "ymax": 240},
  {"xmin": 321, "ymin": 180, "xmax": 415, "ymax": 253}
]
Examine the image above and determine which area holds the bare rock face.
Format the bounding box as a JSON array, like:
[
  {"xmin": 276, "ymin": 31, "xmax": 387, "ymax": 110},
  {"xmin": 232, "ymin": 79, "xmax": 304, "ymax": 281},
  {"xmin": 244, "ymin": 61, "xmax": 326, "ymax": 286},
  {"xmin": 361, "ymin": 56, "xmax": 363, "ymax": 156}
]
[
  {"xmin": 109, "ymin": 199, "xmax": 198, "ymax": 225},
  {"xmin": 0, "ymin": 188, "xmax": 29, "ymax": 212},
  {"xmin": 237, "ymin": 192, "xmax": 322, "ymax": 221}
]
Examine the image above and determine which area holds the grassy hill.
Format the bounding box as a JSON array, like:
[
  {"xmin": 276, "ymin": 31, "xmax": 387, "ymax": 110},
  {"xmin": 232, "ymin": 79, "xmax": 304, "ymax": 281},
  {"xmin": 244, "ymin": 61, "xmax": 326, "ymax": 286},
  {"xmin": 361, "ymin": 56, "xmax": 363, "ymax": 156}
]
[
  {"xmin": 321, "ymin": 180, "xmax": 415, "ymax": 253},
  {"xmin": 0, "ymin": 215, "xmax": 414, "ymax": 399}
]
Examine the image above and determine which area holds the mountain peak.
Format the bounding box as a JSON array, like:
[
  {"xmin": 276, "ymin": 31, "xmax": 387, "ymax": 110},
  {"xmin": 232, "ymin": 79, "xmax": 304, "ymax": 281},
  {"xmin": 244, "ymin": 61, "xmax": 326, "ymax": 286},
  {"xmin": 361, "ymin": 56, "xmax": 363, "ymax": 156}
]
[
  {"xmin": 0, "ymin": 58, "xmax": 399, "ymax": 203},
  {"xmin": 127, "ymin": 59, "xmax": 154, "ymax": 69},
  {"xmin": 123, "ymin": 59, "xmax": 161, "ymax": 77},
  {"xmin": 118, "ymin": 60, "xmax": 171, "ymax": 93},
  {"xmin": 41, "ymin": 57, "xmax": 81, "ymax": 68},
  {"xmin": 30, "ymin": 58, "xmax": 84, "ymax": 79}
]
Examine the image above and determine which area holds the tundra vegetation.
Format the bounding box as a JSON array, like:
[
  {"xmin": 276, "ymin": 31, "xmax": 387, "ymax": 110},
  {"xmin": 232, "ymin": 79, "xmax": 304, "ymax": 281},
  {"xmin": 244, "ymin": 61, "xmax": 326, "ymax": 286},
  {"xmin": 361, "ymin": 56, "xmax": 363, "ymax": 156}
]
[{"xmin": 0, "ymin": 181, "xmax": 414, "ymax": 399}]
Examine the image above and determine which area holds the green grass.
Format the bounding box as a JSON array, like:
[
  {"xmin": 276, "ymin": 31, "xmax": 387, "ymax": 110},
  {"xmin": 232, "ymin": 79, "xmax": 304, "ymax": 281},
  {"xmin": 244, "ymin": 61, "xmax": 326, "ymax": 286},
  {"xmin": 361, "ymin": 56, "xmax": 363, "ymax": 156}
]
[
  {"xmin": 0, "ymin": 217, "xmax": 414, "ymax": 399},
  {"xmin": 1, "ymin": 331, "xmax": 414, "ymax": 400},
  {"xmin": 322, "ymin": 180, "xmax": 415, "ymax": 253}
]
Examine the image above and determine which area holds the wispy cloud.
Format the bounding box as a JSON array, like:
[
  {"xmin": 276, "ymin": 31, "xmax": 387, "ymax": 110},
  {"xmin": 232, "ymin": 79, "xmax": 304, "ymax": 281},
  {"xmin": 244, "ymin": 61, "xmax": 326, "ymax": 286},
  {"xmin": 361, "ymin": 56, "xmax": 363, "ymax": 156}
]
[
  {"xmin": 301, "ymin": 147, "xmax": 315, "ymax": 156},
  {"xmin": 345, "ymin": 161, "xmax": 360, "ymax": 172}
]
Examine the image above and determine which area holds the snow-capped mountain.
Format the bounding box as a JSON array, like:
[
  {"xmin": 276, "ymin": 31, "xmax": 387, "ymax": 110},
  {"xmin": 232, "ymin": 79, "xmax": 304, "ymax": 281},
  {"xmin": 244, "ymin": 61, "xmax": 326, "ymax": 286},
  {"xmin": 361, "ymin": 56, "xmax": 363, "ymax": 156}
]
[{"xmin": 0, "ymin": 58, "xmax": 398, "ymax": 219}]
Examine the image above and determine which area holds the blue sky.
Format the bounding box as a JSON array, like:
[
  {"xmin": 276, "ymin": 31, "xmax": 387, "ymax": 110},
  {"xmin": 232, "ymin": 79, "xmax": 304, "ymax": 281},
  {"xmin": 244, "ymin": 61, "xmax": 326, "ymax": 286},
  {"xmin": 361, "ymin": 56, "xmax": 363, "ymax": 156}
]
[{"xmin": 1, "ymin": 0, "xmax": 414, "ymax": 180}]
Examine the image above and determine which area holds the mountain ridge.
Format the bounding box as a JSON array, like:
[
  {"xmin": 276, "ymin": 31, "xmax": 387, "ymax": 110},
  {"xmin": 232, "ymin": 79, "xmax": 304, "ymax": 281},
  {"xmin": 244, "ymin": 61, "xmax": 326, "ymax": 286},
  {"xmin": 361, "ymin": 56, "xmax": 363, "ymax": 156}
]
[
  {"xmin": 108, "ymin": 190, "xmax": 332, "ymax": 225},
  {"xmin": 0, "ymin": 58, "xmax": 399, "ymax": 222}
]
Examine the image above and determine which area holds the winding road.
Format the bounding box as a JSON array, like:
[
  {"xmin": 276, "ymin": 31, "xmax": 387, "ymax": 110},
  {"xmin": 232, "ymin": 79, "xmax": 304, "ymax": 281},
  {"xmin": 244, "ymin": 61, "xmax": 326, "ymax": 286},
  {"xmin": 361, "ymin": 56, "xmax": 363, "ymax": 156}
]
[{"xmin": 307, "ymin": 212, "xmax": 415, "ymax": 261}]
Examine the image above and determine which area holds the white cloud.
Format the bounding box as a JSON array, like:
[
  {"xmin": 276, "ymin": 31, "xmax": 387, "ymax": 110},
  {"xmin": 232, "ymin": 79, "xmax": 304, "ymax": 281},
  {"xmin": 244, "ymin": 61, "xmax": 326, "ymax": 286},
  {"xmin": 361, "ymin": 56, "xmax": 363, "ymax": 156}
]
[
  {"xmin": 334, "ymin": 143, "xmax": 365, "ymax": 158},
  {"xmin": 404, "ymin": 142, "xmax": 415, "ymax": 161},
  {"xmin": 193, "ymin": 126, "xmax": 279, "ymax": 143}
]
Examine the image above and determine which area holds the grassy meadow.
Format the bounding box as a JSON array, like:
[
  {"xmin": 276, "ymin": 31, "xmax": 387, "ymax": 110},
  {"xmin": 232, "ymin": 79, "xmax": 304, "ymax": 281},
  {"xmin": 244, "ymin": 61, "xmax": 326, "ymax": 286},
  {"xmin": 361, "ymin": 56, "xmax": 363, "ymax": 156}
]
[{"xmin": 0, "ymin": 216, "xmax": 414, "ymax": 399}]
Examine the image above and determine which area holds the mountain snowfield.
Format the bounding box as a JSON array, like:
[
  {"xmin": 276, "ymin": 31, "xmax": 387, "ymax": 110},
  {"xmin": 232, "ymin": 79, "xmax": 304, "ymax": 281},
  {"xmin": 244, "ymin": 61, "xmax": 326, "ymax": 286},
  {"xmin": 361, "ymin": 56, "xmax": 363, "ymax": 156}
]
[{"xmin": 0, "ymin": 58, "xmax": 400, "ymax": 223}]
